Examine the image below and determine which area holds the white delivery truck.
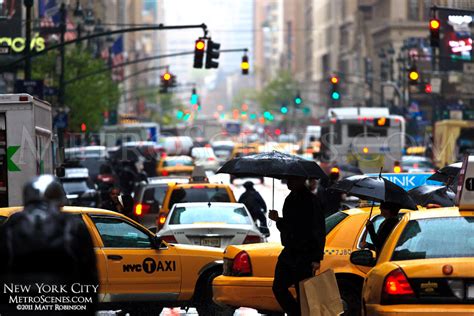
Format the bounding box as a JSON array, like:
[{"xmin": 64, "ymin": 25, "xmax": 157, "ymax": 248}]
[{"xmin": 0, "ymin": 94, "xmax": 54, "ymax": 207}]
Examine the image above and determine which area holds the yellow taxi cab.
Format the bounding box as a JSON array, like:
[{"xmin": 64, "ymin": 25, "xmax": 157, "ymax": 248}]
[
  {"xmin": 0, "ymin": 206, "xmax": 232, "ymax": 315},
  {"xmin": 156, "ymin": 154, "xmax": 194, "ymax": 177},
  {"xmin": 213, "ymin": 207, "xmax": 409, "ymax": 315},
  {"xmin": 156, "ymin": 181, "xmax": 236, "ymax": 231},
  {"xmin": 352, "ymin": 155, "xmax": 474, "ymax": 316}
]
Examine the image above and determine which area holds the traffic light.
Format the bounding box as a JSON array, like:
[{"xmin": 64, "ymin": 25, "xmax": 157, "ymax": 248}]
[
  {"xmin": 80, "ymin": 123, "xmax": 86, "ymax": 132},
  {"xmin": 160, "ymin": 72, "xmax": 176, "ymax": 93},
  {"xmin": 241, "ymin": 55, "xmax": 249, "ymax": 75},
  {"xmin": 429, "ymin": 18, "xmax": 440, "ymax": 47},
  {"xmin": 408, "ymin": 65, "xmax": 419, "ymax": 85},
  {"xmin": 193, "ymin": 38, "xmax": 206, "ymax": 68},
  {"xmin": 280, "ymin": 106, "xmax": 288, "ymax": 114},
  {"xmin": 176, "ymin": 110, "xmax": 184, "ymax": 120},
  {"xmin": 190, "ymin": 88, "xmax": 198, "ymax": 105},
  {"xmin": 205, "ymin": 38, "xmax": 220, "ymax": 69},
  {"xmin": 330, "ymin": 75, "xmax": 340, "ymax": 101},
  {"xmin": 424, "ymin": 83, "xmax": 432, "ymax": 94},
  {"xmin": 160, "ymin": 72, "xmax": 171, "ymax": 93},
  {"xmin": 294, "ymin": 92, "xmax": 302, "ymax": 106}
]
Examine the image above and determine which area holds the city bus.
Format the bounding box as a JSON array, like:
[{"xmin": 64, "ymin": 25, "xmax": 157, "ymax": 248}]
[{"xmin": 319, "ymin": 107, "xmax": 405, "ymax": 173}]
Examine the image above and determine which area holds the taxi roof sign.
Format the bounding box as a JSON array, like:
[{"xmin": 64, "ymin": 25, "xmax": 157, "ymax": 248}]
[{"xmin": 456, "ymin": 155, "xmax": 474, "ymax": 209}]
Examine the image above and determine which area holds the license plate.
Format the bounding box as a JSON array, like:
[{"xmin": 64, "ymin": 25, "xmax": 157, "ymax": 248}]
[
  {"xmin": 467, "ymin": 284, "xmax": 474, "ymax": 299},
  {"xmin": 201, "ymin": 237, "xmax": 220, "ymax": 247}
]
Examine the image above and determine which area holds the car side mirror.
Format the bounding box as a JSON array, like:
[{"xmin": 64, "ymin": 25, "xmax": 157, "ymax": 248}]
[
  {"xmin": 152, "ymin": 235, "xmax": 163, "ymax": 249},
  {"xmin": 350, "ymin": 249, "xmax": 376, "ymax": 267},
  {"xmin": 258, "ymin": 226, "xmax": 270, "ymax": 238},
  {"xmin": 148, "ymin": 226, "xmax": 158, "ymax": 234}
]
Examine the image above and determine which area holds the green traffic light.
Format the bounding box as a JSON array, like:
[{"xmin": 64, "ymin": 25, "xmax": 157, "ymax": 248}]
[
  {"xmin": 303, "ymin": 107, "xmax": 310, "ymax": 115},
  {"xmin": 295, "ymin": 97, "xmax": 302, "ymax": 105},
  {"xmin": 250, "ymin": 113, "xmax": 257, "ymax": 120},
  {"xmin": 331, "ymin": 91, "xmax": 340, "ymax": 100},
  {"xmin": 176, "ymin": 110, "xmax": 184, "ymax": 119},
  {"xmin": 280, "ymin": 106, "xmax": 288, "ymax": 114}
]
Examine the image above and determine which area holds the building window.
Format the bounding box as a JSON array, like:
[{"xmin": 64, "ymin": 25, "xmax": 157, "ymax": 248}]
[{"xmin": 408, "ymin": 0, "xmax": 420, "ymax": 21}]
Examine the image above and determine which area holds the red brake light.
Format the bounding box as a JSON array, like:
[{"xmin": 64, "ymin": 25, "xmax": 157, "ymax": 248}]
[
  {"xmin": 97, "ymin": 174, "xmax": 114, "ymax": 183},
  {"xmin": 192, "ymin": 185, "xmax": 205, "ymax": 189},
  {"xmin": 134, "ymin": 203, "xmax": 151, "ymax": 216},
  {"xmin": 207, "ymin": 157, "xmax": 215, "ymax": 161},
  {"xmin": 232, "ymin": 251, "xmax": 252, "ymax": 276},
  {"xmin": 243, "ymin": 235, "xmax": 263, "ymax": 244},
  {"xmin": 160, "ymin": 235, "xmax": 177, "ymax": 243},
  {"xmin": 161, "ymin": 170, "xmax": 169, "ymax": 176},
  {"xmin": 383, "ymin": 268, "xmax": 414, "ymax": 296}
]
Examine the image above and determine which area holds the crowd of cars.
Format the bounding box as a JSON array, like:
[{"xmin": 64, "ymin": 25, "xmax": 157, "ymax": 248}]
[{"xmin": 1, "ymin": 132, "xmax": 472, "ymax": 315}]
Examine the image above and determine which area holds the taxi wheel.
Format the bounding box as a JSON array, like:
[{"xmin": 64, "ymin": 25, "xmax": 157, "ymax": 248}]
[
  {"xmin": 337, "ymin": 280, "xmax": 361, "ymax": 316},
  {"xmin": 196, "ymin": 271, "xmax": 235, "ymax": 316}
]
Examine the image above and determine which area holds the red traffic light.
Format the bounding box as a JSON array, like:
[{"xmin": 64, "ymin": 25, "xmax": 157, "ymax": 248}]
[
  {"xmin": 330, "ymin": 76, "xmax": 339, "ymax": 84},
  {"xmin": 81, "ymin": 123, "xmax": 87, "ymax": 132},
  {"xmin": 424, "ymin": 83, "xmax": 432, "ymax": 93},
  {"xmin": 163, "ymin": 72, "xmax": 171, "ymax": 81},
  {"xmin": 195, "ymin": 40, "xmax": 205, "ymax": 51},
  {"xmin": 430, "ymin": 19, "xmax": 440, "ymax": 30}
]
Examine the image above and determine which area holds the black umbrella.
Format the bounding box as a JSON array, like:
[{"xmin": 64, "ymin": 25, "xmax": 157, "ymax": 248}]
[
  {"xmin": 217, "ymin": 151, "xmax": 327, "ymax": 208},
  {"xmin": 408, "ymin": 185, "xmax": 455, "ymax": 207},
  {"xmin": 217, "ymin": 151, "xmax": 327, "ymax": 180},
  {"xmin": 428, "ymin": 162, "xmax": 462, "ymax": 183},
  {"xmin": 331, "ymin": 175, "xmax": 418, "ymax": 211}
]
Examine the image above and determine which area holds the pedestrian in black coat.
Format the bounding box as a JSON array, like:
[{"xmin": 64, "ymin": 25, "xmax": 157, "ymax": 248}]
[
  {"xmin": 238, "ymin": 181, "xmax": 268, "ymax": 228},
  {"xmin": 365, "ymin": 201, "xmax": 401, "ymax": 255},
  {"xmin": 269, "ymin": 176, "xmax": 326, "ymax": 316}
]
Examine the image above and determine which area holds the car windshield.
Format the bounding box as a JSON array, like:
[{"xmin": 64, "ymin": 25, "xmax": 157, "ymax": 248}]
[
  {"xmin": 164, "ymin": 158, "xmax": 193, "ymax": 167},
  {"xmin": 213, "ymin": 145, "xmax": 233, "ymax": 158},
  {"xmin": 169, "ymin": 187, "xmax": 230, "ymax": 209},
  {"xmin": 169, "ymin": 205, "xmax": 252, "ymax": 225},
  {"xmin": 62, "ymin": 180, "xmax": 92, "ymax": 194},
  {"xmin": 325, "ymin": 212, "xmax": 348, "ymax": 234},
  {"xmin": 143, "ymin": 185, "xmax": 168, "ymax": 205},
  {"xmin": 401, "ymin": 158, "xmax": 434, "ymax": 169},
  {"xmin": 65, "ymin": 149, "xmax": 106, "ymax": 159},
  {"xmin": 392, "ymin": 216, "xmax": 474, "ymax": 261}
]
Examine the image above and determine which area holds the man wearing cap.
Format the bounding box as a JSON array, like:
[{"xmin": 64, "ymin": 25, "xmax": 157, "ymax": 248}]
[{"xmin": 238, "ymin": 181, "xmax": 268, "ymax": 229}]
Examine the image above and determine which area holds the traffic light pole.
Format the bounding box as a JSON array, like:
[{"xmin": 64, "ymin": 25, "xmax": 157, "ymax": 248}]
[
  {"xmin": 64, "ymin": 51, "xmax": 196, "ymax": 85},
  {"xmin": 1, "ymin": 23, "xmax": 209, "ymax": 70}
]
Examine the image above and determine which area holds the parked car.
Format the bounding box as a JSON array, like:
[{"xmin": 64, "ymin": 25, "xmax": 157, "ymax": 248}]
[
  {"xmin": 191, "ymin": 147, "xmax": 219, "ymax": 171},
  {"xmin": 158, "ymin": 202, "xmax": 265, "ymax": 248},
  {"xmin": 60, "ymin": 168, "xmax": 100, "ymax": 207},
  {"xmin": 401, "ymin": 155, "xmax": 435, "ymax": 173},
  {"xmin": 65, "ymin": 146, "xmax": 108, "ymax": 181},
  {"xmin": 156, "ymin": 180, "xmax": 236, "ymax": 231},
  {"xmin": 156, "ymin": 155, "xmax": 194, "ymax": 177},
  {"xmin": 211, "ymin": 141, "xmax": 235, "ymax": 166},
  {"xmin": 353, "ymin": 208, "xmax": 472, "ymax": 316},
  {"xmin": 133, "ymin": 176, "xmax": 189, "ymax": 228},
  {"xmin": 0, "ymin": 207, "xmax": 232, "ymax": 315}
]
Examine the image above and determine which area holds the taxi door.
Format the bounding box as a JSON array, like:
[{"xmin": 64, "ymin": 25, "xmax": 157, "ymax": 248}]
[{"xmin": 87, "ymin": 214, "xmax": 181, "ymax": 302}]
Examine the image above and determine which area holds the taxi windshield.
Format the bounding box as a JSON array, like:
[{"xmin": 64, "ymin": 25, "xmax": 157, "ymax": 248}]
[
  {"xmin": 392, "ymin": 216, "xmax": 474, "ymax": 261},
  {"xmin": 169, "ymin": 205, "xmax": 252, "ymax": 225}
]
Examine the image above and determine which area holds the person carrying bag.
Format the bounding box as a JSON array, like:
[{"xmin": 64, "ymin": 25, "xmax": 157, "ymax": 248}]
[{"xmin": 299, "ymin": 269, "xmax": 344, "ymax": 316}]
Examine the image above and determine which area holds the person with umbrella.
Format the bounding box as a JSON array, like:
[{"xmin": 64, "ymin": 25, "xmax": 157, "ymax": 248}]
[
  {"xmin": 218, "ymin": 151, "xmax": 327, "ymax": 316},
  {"xmin": 364, "ymin": 201, "xmax": 402, "ymax": 254},
  {"xmin": 268, "ymin": 176, "xmax": 325, "ymax": 316},
  {"xmin": 332, "ymin": 175, "xmax": 418, "ymax": 256}
]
